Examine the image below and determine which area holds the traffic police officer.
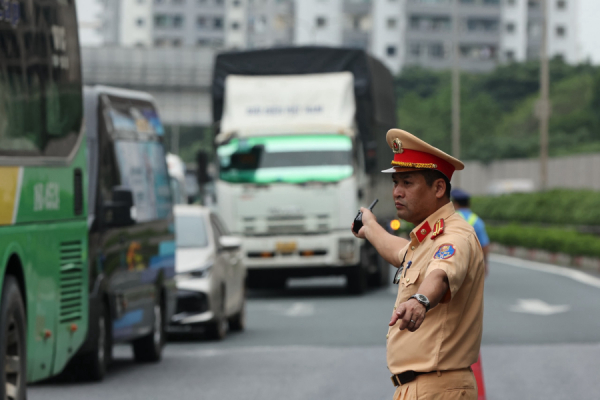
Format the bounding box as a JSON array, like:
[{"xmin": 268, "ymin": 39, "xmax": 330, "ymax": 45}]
[
  {"xmin": 352, "ymin": 129, "xmax": 485, "ymax": 400},
  {"xmin": 451, "ymin": 188, "xmax": 490, "ymax": 276}
]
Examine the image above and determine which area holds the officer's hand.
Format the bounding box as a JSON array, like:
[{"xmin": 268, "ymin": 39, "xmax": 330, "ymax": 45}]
[{"xmin": 389, "ymin": 299, "xmax": 426, "ymax": 332}]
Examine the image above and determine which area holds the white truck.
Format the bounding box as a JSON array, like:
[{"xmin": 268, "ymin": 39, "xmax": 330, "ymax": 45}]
[{"xmin": 210, "ymin": 47, "xmax": 397, "ymax": 293}]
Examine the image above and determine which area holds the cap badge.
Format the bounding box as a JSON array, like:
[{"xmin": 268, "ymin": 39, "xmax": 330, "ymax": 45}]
[
  {"xmin": 431, "ymin": 219, "xmax": 445, "ymax": 239},
  {"xmin": 392, "ymin": 138, "xmax": 404, "ymax": 154}
]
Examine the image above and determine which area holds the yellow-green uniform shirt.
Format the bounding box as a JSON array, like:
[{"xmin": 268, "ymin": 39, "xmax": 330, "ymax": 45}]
[{"xmin": 387, "ymin": 202, "xmax": 485, "ymax": 374}]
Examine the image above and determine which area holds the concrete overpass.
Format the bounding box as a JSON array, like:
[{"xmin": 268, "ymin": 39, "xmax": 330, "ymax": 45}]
[{"xmin": 81, "ymin": 46, "xmax": 216, "ymax": 126}]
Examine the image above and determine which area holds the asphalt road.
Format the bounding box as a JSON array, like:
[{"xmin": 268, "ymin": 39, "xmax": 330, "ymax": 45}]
[{"xmin": 30, "ymin": 255, "xmax": 600, "ymax": 400}]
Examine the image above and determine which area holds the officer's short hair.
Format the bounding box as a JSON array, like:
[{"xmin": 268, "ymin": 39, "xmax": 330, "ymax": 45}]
[{"xmin": 417, "ymin": 170, "xmax": 451, "ymax": 199}]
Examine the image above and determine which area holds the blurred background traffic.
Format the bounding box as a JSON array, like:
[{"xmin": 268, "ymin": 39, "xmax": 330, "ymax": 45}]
[{"xmin": 1, "ymin": 0, "xmax": 600, "ymax": 399}]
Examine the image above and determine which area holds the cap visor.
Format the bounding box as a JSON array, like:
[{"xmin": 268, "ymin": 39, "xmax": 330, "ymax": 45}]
[{"xmin": 381, "ymin": 167, "xmax": 425, "ymax": 174}]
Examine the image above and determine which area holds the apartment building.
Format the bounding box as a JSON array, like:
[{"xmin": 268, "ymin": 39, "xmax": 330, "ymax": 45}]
[{"xmin": 95, "ymin": 0, "xmax": 590, "ymax": 74}]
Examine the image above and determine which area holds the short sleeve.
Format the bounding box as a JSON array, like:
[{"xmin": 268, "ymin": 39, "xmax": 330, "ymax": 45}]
[
  {"xmin": 474, "ymin": 219, "xmax": 490, "ymax": 247},
  {"xmin": 425, "ymin": 238, "xmax": 472, "ymax": 302}
]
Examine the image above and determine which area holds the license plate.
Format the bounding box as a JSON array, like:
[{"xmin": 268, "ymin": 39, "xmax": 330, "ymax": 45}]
[{"xmin": 276, "ymin": 242, "xmax": 297, "ymax": 253}]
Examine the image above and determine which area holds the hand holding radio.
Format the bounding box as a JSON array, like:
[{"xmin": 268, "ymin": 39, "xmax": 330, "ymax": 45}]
[{"xmin": 352, "ymin": 199, "xmax": 379, "ymax": 235}]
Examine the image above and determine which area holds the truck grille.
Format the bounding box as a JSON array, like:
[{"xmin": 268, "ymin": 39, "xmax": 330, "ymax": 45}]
[
  {"xmin": 267, "ymin": 224, "xmax": 305, "ymax": 234},
  {"xmin": 59, "ymin": 240, "xmax": 84, "ymax": 323}
]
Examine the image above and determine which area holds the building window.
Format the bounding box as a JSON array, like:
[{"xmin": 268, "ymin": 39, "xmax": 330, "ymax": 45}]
[
  {"xmin": 528, "ymin": 0, "xmax": 538, "ymax": 8},
  {"xmin": 196, "ymin": 38, "xmax": 209, "ymax": 46},
  {"xmin": 505, "ymin": 50, "xmax": 515, "ymax": 62},
  {"xmin": 506, "ymin": 22, "xmax": 515, "ymax": 33},
  {"xmin": 410, "ymin": 15, "xmax": 451, "ymax": 32},
  {"xmin": 316, "ymin": 16, "xmax": 327, "ymax": 28},
  {"xmin": 556, "ymin": 25, "xmax": 566, "ymax": 37},
  {"xmin": 154, "ymin": 38, "xmax": 167, "ymax": 47},
  {"xmin": 197, "ymin": 16, "xmax": 206, "ymax": 28},
  {"xmin": 233, "ymin": 0, "xmax": 241, "ymax": 6},
  {"xmin": 507, "ymin": 0, "xmax": 516, "ymax": 5},
  {"xmin": 557, "ymin": 0, "xmax": 566, "ymax": 10},
  {"xmin": 231, "ymin": 21, "xmax": 240, "ymax": 30},
  {"xmin": 466, "ymin": 18, "xmax": 499, "ymax": 33},
  {"xmin": 409, "ymin": 43, "xmax": 420, "ymax": 57},
  {"xmin": 387, "ymin": 18, "xmax": 397, "ymax": 29},
  {"xmin": 136, "ymin": 18, "xmax": 145, "ymax": 26},
  {"xmin": 214, "ymin": 17, "xmax": 223, "ymax": 29},
  {"xmin": 172, "ymin": 38, "xmax": 182, "ymax": 47},
  {"xmin": 173, "ymin": 15, "xmax": 184, "ymax": 28},
  {"xmin": 154, "ymin": 15, "xmax": 169, "ymax": 27},
  {"xmin": 429, "ymin": 43, "xmax": 445, "ymax": 59},
  {"xmin": 215, "ymin": 0, "xmax": 224, "ymax": 4},
  {"xmin": 386, "ymin": 45, "xmax": 396, "ymax": 56}
]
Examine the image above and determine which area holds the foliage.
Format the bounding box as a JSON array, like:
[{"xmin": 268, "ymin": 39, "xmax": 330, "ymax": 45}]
[
  {"xmin": 395, "ymin": 59, "xmax": 600, "ymax": 163},
  {"xmin": 487, "ymin": 224, "xmax": 600, "ymax": 258},
  {"xmin": 471, "ymin": 189, "xmax": 600, "ymax": 226}
]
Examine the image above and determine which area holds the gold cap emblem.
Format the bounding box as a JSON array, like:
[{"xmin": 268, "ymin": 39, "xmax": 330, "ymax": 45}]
[{"xmin": 392, "ymin": 138, "xmax": 403, "ymax": 154}]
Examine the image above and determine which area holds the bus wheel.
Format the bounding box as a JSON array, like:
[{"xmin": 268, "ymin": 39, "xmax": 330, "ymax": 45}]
[
  {"xmin": 79, "ymin": 302, "xmax": 111, "ymax": 381},
  {"xmin": 132, "ymin": 302, "xmax": 164, "ymax": 363},
  {"xmin": 0, "ymin": 276, "xmax": 26, "ymax": 400}
]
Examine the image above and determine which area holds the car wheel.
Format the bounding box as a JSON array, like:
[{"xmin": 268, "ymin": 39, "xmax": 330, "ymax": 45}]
[
  {"xmin": 228, "ymin": 291, "xmax": 246, "ymax": 332},
  {"xmin": 78, "ymin": 302, "xmax": 112, "ymax": 381},
  {"xmin": 206, "ymin": 289, "xmax": 227, "ymax": 340},
  {"xmin": 0, "ymin": 276, "xmax": 26, "ymax": 400},
  {"xmin": 132, "ymin": 302, "xmax": 164, "ymax": 362}
]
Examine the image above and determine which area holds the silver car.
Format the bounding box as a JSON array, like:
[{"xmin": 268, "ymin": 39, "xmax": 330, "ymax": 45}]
[{"xmin": 169, "ymin": 205, "xmax": 246, "ymax": 340}]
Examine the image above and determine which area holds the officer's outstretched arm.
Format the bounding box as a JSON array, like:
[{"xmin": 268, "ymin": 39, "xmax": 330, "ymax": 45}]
[{"xmin": 351, "ymin": 207, "xmax": 409, "ymax": 267}]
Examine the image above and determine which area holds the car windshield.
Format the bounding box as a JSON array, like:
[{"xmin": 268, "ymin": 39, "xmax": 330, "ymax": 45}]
[
  {"xmin": 217, "ymin": 134, "xmax": 353, "ymax": 184},
  {"xmin": 175, "ymin": 214, "xmax": 209, "ymax": 248}
]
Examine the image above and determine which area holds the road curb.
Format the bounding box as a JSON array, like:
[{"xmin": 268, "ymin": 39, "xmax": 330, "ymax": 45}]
[{"xmin": 490, "ymin": 243, "xmax": 600, "ymax": 274}]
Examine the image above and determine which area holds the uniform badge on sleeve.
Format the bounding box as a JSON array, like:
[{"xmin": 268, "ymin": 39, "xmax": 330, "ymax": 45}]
[
  {"xmin": 431, "ymin": 219, "xmax": 444, "ymax": 239},
  {"xmin": 434, "ymin": 244, "xmax": 456, "ymax": 260}
]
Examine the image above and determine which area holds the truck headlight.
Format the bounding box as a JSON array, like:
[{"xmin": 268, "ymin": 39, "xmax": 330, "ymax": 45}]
[{"xmin": 338, "ymin": 239, "xmax": 355, "ymax": 261}]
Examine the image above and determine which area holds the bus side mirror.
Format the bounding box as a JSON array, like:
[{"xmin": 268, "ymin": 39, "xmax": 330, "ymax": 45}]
[{"xmin": 104, "ymin": 187, "xmax": 135, "ymax": 227}]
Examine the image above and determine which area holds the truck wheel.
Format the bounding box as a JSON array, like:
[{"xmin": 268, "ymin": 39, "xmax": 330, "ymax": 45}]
[
  {"xmin": 347, "ymin": 265, "xmax": 367, "ymax": 295},
  {"xmin": 132, "ymin": 302, "xmax": 164, "ymax": 362},
  {"xmin": 368, "ymin": 254, "xmax": 390, "ymax": 288},
  {"xmin": 0, "ymin": 276, "xmax": 26, "ymax": 400},
  {"xmin": 78, "ymin": 302, "xmax": 112, "ymax": 381}
]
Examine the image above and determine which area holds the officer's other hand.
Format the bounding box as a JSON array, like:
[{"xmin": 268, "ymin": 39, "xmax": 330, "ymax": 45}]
[{"xmin": 389, "ymin": 299, "xmax": 426, "ymax": 332}]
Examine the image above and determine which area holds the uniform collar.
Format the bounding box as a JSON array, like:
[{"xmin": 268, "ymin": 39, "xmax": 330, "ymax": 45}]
[{"xmin": 410, "ymin": 202, "xmax": 456, "ymax": 243}]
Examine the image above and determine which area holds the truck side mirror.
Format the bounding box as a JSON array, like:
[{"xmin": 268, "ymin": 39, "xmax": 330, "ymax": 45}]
[
  {"xmin": 196, "ymin": 150, "xmax": 211, "ymax": 185},
  {"xmin": 104, "ymin": 187, "xmax": 135, "ymax": 227}
]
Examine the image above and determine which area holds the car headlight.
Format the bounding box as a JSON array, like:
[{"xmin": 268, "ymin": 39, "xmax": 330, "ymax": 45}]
[
  {"xmin": 176, "ymin": 264, "xmax": 213, "ymax": 280},
  {"xmin": 338, "ymin": 239, "xmax": 356, "ymax": 261}
]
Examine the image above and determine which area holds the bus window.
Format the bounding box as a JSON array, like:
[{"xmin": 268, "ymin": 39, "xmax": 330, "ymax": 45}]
[{"xmin": 0, "ymin": 0, "xmax": 83, "ymax": 158}]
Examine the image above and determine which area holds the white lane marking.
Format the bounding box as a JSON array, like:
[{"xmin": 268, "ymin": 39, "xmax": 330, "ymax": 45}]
[
  {"xmin": 509, "ymin": 299, "xmax": 570, "ymax": 315},
  {"xmin": 491, "ymin": 254, "xmax": 600, "ymax": 289},
  {"xmin": 283, "ymin": 302, "xmax": 315, "ymax": 317},
  {"xmin": 261, "ymin": 302, "xmax": 316, "ymax": 317}
]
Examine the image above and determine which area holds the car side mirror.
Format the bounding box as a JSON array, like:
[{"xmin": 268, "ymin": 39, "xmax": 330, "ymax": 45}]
[
  {"xmin": 104, "ymin": 186, "xmax": 135, "ymax": 228},
  {"xmin": 218, "ymin": 236, "xmax": 242, "ymax": 252}
]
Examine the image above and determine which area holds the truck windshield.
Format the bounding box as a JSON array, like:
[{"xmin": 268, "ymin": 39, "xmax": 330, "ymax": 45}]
[{"xmin": 217, "ymin": 135, "xmax": 353, "ymax": 184}]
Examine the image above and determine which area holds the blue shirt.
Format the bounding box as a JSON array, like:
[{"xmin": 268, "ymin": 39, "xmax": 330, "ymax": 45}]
[{"xmin": 456, "ymin": 209, "xmax": 490, "ymax": 247}]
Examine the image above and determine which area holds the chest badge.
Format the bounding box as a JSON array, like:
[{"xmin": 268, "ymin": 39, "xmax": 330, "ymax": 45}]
[
  {"xmin": 431, "ymin": 219, "xmax": 444, "ymax": 239},
  {"xmin": 434, "ymin": 244, "xmax": 456, "ymax": 260}
]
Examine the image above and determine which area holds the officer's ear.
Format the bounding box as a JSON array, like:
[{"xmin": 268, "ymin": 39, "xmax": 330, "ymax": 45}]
[{"xmin": 434, "ymin": 178, "xmax": 448, "ymax": 200}]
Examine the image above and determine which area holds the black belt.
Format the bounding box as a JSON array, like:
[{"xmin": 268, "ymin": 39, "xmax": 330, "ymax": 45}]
[{"xmin": 390, "ymin": 370, "xmax": 431, "ymax": 387}]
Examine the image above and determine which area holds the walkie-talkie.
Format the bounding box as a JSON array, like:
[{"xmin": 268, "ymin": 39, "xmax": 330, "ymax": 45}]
[{"xmin": 352, "ymin": 199, "xmax": 379, "ymax": 234}]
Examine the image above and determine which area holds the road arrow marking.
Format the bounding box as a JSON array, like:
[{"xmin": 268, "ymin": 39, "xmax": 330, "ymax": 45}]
[{"xmin": 509, "ymin": 299, "xmax": 570, "ymax": 315}]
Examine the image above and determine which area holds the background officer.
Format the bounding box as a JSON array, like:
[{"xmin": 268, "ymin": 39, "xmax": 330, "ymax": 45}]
[
  {"xmin": 451, "ymin": 188, "xmax": 490, "ymax": 276},
  {"xmin": 352, "ymin": 129, "xmax": 485, "ymax": 400}
]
